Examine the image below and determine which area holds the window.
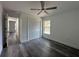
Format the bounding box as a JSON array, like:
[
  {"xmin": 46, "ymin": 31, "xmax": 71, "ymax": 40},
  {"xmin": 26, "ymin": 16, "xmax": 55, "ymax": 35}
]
[{"xmin": 43, "ymin": 20, "xmax": 50, "ymax": 34}]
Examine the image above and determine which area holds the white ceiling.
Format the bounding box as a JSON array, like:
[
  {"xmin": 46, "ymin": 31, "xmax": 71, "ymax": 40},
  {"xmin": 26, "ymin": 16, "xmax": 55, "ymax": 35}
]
[{"xmin": 1, "ymin": 1, "xmax": 79, "ymax": 17}]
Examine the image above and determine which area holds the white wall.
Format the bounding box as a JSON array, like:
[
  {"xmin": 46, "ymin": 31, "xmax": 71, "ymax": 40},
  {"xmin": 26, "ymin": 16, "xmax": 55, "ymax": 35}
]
[
  {"xmin": 42, "ymin": 9, "xmax": 79, "ymax": 49},
  {"xmin": 20, "ymin": 12, "xmax": 41, "ymax": 43},
  {"xmin": 20, "ymin": 13, "xmax": 28, "ymax": 43},
  {"xmin": 28, "ymin": 15, "xmax": 41, "ymax": 40},
  {"xmin": 0, "ymin": 3, "xmax": 3, "ymax": 55}
]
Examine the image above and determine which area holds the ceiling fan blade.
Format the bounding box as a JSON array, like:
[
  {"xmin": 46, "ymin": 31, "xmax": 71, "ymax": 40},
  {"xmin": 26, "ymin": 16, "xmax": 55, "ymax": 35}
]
[
  {"xmin": 37, "ymin": 10, "xmax": 42, "ymax": 15},
  {"xmin": 44, "ymin": 10, "xmax": 48, "ymax": 14},
  {"xmin": 46, "ymin": 6, "xmax": 57, "ymax": 10},
  {"xmin": 40, "ymin": 1, "xmax": 44, "ymax": 10},
  {"xmin": 30, "ymin": 8, "xmax": 41, "ymax": 10}
]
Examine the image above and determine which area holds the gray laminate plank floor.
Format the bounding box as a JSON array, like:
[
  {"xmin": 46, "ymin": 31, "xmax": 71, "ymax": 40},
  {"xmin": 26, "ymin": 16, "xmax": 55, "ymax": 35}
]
[{"xmin": 1, "ymin": 38, "xmax": 79, "ymax": 57}]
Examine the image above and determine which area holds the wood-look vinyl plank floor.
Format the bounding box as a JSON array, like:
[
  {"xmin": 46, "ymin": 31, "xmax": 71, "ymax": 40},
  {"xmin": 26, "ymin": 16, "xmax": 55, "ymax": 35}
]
[{"xmin": 1, "ymin": 38, "xmax": 79, "ymax": 57}]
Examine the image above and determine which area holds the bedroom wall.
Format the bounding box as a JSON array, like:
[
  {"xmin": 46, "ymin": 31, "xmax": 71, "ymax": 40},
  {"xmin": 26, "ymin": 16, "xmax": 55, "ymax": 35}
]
[
  {"xmin": 42, "ymin": 9, "xmax": 79, "ymax": 49},
  {"xmin": 0, "ymin": 3, "xmax": 3, "ymax": 55},
  {"xmin": 20, "ymin": 12, "xmax": 42, "ymax": 43},
  {"xmin": 20, "ymin": 12, "xmax": 28, "ymax": 43},
  {"xmin": 28, "ymin": 14, "xmax": 41, "ymax": 40}
]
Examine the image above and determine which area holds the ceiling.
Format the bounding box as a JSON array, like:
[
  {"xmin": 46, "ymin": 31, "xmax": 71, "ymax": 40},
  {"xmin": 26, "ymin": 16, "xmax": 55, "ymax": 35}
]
[{"xmin": 1, "ymin": 1, "xmax": 79, "ymax": 17}]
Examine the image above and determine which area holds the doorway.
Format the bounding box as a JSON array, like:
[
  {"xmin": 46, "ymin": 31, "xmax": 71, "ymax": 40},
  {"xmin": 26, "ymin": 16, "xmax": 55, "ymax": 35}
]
[
  {"xmin": 6, "ymin": 16, "xmax": 19, "ymax": 46},
  {"xmin": 3, "ymin": 15, "xmax": 20, "ymax": 47}
]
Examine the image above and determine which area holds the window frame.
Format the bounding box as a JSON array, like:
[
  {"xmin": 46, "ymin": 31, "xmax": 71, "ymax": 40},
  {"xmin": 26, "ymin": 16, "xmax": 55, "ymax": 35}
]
[{"xmin": 43, "ymin": 20, "xmax": 50, "ymax": 35}]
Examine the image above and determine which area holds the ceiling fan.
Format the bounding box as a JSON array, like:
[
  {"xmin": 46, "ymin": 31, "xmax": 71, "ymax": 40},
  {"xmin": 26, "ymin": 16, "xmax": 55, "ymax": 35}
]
[{"xmin": 30, "ymin": 1, "xmax": 57, "ymax": 15}]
